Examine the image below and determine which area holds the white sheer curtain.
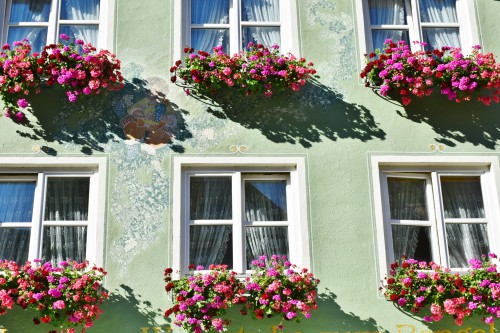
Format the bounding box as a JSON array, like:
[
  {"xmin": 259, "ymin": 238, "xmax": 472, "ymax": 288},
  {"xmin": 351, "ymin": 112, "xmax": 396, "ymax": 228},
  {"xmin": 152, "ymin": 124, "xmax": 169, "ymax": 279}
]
[
  {"xmin": 0, "ymin": 182, "xmax": 35, "ymax": 263},
  {"xmin": 388, "ymin": 178, "xmax": 432, "ymax": 261},
  {"xmin": 42, "ymin": 178, "xmax": 90, "ymax": 264},
  {"xmin": 191, "ymin": 0, "xmax": 229, "ymax": 52},
  {"xmin": 441, "ymin": 177, "xmax": 489, "ymax": 267},
  {"xmin": 246, "ymin": 227, "xmax": 288, "ymax": 269},
  {"xmin": 242, "ymin": 0, "xmax": 280, "ymax": 47},
  {"xmin": 60, "ymin": 0, "xmax": 100, "ymax": 45},
  {"xmin": 189, "ymin": 177, "xmax": 232, "ymax": 267},
  {"xmin": 8, "ymin": 0, "xmax": 51, "ymax": 52},
  {"xmin": 368, "ymin": 0, "xmax": 408, "ymax": 49},
  {"xmin": 419, "ymin": 0, "xmax": 460, "ymax": 49}
]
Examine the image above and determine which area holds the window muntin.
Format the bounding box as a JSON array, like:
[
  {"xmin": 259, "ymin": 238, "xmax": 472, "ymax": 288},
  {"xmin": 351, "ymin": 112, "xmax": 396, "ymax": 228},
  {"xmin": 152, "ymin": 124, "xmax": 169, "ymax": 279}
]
[
  {"xmin": 187, "ymin": 0, "xmax": 284, "ymax": 54},
  {"xmin": 0, "ymin": 173, "xmax": 95, "ymax": 264},
  {"xmin": 382, "ymin": 171, "xmax": 492, "ymax": 269},
  {"xmin": 5, "ymin": 0, "xmax": 101, "ymax": 52},
  {"xmin": 184, "ymin": 172, "xmax": 292, "ymax": 273},
  {"xmin": 365, "ymin": 0, "xmax": 463, "ymax": 52}
]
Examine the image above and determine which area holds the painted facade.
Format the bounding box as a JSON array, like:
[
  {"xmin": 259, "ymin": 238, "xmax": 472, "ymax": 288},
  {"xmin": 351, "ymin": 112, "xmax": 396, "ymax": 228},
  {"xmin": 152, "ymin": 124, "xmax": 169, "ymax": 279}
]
[{"xmin": 0, "ymin": 0, "xmax": 500, "ymax": 332}]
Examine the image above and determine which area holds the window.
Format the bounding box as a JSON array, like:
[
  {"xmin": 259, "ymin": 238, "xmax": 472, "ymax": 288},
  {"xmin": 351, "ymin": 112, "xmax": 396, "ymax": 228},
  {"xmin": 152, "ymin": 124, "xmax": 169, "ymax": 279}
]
[
  {"xmin": 357, "ymin": 0, "xmax": 479, "ymax": 54},
  {"xmin": 172, "ymin": 156, "xmax": 310, "ymax": 276},
  {"xmin": 0, "ymin": 156, "xmax": 107, "ymax": 265},
  {"xmin": 173, "ymin": 0, "xmax": 299, "ymax": 58},
  {"xmin": 371, "ymin": 156, "xmax": 500, "ymax": 277},
  {"xmin": 1, "ymin": 0, "xmax": 111, "ymax": 52}
]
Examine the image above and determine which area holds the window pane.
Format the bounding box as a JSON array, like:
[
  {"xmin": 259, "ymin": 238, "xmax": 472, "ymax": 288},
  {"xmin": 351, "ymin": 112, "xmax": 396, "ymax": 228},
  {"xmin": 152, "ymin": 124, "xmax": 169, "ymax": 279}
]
[
  {"xmin": 241, "ymin": 0, "xmax": 280, "ymax": 22},
  {"xmin": 387, "ymin": 178, "xmax": 428, "ymax": 220},
  {"xmin": 190, "ymin": 226, "xmax": 232, "ymax": 268},
  {"xmin": 245, "ymin": 180, "xmax": 287, "ymax": 221},
  {"xmin": 191, "ymin": 29, "xmax": 229, "ymax": 53},
  {"xmin": 44, "ymin": 178, "xmax": 90, "ymax": 221},
  {"xmin": 392, "ymin": 225, "xmax": 431, "ymax": 262},
  {"xmin": 0, "ymin": 182, "xmax": 35, "ymax": 222},
  {"xmin": 446, "ymin": 223, "xmax": 489, "ymax": 268},
  {"xmin": 42, "ymin": 226, "xmax": 87, "ymax": 263},
  {"xmin": 191, "ymin": 0, "xmax": 229, "ymax": 24},
  {"xmin": 190, "ymin": 176, "xmax": 232, "ymax": 220},
  {"xmin": 10, "ymin": 0, "xmax": 51, "ymax": 22},
  {"xmin": 0, "ymin": 228, "xmax": 30, "ymax": 263},
  {"xmin": 7, "ymin": 27, "xmax": 48, "ymax": 52},
  {"xmin": 419, "ymin": 0, "xmax": 457, "ymax": 23},
  {"xmin": 246, "ymin": 226, "xmax": 288, "ymax": 269},
  {"xmin": 242, "ymin": 27, "xmax": 280, "ymax": 49},
  {"xmin": 441, "ymin": 177, "xmax": 484, "ymax": 219},
  {"xmin": 368, "ymin": 0, "xmax": 406, "ymax": 25},
  {"xmin": 422, "ymin": 28, "xmax": 460, "ymax": 50},
  {"xmin": 59, "ymin": 25, "xmax": 99, "ymax": 46},
  {"xmin": 371, "ymin": 30, "xmax": 409, "ymax": 50},
  {"xmin": 60, "ymin": 0, "xmax": 100, "ymax": 20}
]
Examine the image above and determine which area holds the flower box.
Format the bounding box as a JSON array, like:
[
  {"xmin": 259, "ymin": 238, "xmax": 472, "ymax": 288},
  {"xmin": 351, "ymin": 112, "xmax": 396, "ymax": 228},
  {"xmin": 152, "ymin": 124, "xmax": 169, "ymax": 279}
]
[{"xmin": 360, "ymin": 40, "xmax": 500, "ymax": 106}]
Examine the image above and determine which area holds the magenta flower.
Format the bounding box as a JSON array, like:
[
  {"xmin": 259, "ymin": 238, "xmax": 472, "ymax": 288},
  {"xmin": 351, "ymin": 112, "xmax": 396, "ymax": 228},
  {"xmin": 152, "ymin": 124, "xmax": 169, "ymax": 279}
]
[
  {"xmin": 53, "ymin": 300, "xmax": 65, "ymax": 310},
  {"xmin": 17, "ymin": 99, "xmax": 28, "ymax": 108}
]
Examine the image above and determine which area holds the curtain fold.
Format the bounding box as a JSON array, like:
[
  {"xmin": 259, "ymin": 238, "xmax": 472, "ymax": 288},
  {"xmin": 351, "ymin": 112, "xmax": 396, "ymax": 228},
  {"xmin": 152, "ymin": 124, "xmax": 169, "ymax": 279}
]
[
  {"xmin": 0, "ymin": 228, "xmax": 30, "ymax": 263},
  {"xmin": 190, "ymin": 225, "xmax": 232, "ymax": 268},
  {"xmin": 419, "ymin": 0, "xmax": 460, "ymax": 49},
  {"xmin": 446, "ymin": 224, "xmax": 489, "ymax": 268},
  {"xmin": 42, "ymin": 226, "xmax": 87, "ymax": 263},
  {"xmin": 388, "ymin": 178, "xmax": 428, "ymax": 221},
  {"xmin": 245, "ymin": 180, "xmax": 287, "ymax": 222},
  {"xmin": 190, "ymin": 177, "xmax": 232, "ymax": 220},
  {"xmin": 246, "ymin": 227, "xmax": 288, "ymax": 269},
  {"xmin": 241, "ymin": 0, "xmax": 280, "ymax": 48},
  {"xmin": 9, "ymin": 0, "xmax": 51, "ymax": 22},
  {"xmin": 368, "ymin": 0, "xmax": 407, "ymax": 50},
  {"xmin": 191, "ymin": 0, "xmax": 229, "ymax": 52}
]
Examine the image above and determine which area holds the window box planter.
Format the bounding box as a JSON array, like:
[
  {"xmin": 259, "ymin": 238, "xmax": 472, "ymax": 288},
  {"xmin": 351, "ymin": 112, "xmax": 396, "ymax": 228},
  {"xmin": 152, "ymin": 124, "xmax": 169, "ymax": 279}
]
[
  {"xmin": 0, "ymin": 35, "xmax": 124, "ymax": 123},
  {"xmin": 360, "ymin": 40, "xmax": 500, "ymax": 106},
  {"xmin": 169, "ymin": 44, "xmax": 316, "ymax": 99},
  {"xmin": 384, "ymin": 254, "xmax": 500, "ymax": 326}
]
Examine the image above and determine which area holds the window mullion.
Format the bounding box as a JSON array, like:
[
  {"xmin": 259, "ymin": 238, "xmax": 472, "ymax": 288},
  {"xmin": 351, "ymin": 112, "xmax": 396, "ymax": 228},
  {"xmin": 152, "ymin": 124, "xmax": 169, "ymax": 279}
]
[
  {"xmin": 229, "ymin": 0, "xmax": 240, "ymax": 54},
  {"xmin": 233, "ymin": 172, "xmax": 243, "ymax": 273},
  {"xmin": 46, "ymin": 0, "xmax": 60, "ymax": 44},
  {"xmin": 431, "ymin": 172, "xmax": 448, "ymax": 266},
  {"xmin": 28, "ymin": 173, "xmax": 45, "ymax": 260},
  {"xmin": 407, "ymin": 0, "xmax": 422, "ymax": 52}
]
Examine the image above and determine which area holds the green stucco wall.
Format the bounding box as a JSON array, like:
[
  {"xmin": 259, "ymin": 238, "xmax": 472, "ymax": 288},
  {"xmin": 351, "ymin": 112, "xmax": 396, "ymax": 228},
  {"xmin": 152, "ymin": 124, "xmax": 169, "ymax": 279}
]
[{"xmin": 1, "ymin": 1, "xmax": 500, "ymax": 332}]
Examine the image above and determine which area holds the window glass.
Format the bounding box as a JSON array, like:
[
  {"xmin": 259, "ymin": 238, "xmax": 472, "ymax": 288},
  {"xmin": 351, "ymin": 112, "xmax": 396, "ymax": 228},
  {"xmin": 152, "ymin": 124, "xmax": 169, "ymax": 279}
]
[
  {"xmin": 190, "ymin": 177, "xmax": 232, "ymax": 220},
  {"xmin": 59, "ymin": 25, "xmax": 99, "ymax": 45},
  {"xmin": 387, "ymin": 178, "xmax": 428, "ymax": 221},
  {"xmin": 441, "ymin": 177, "xmax": 485, "ymax": 219},
  {"xmin": 371, "ymin": 30, "xmax": 409, "ymax": 50},
  {"xmin": 418, "ymin": 0, "xmax": 457, "ymax": 23},
  {"xmin": 246, "ymin": 226, "xmax": 288, "ymax": 269},
  {"xmin": 42, "ymin": 226, "xmax": 87, "ymax": 263},
  {"xmin": 44, "ymin": 178, "xmax": 90, "ymax": 221},
  {"xmin": 245, "ymin": 180, "xmax": 287, "ymax": 221},
  {"xmin": 60, "ymin": 0, "xmax": 100, "ymax": 20},
  {"xmin": 241, "ymin": 0, "xmax": 280, "ymax": 22},
  {"xmin": 0, "ymin": 182, "xmax": 35, "ymax": 222},
  {"xmin": 446, "ymin": 223, "xmax": 489, "ymax": 268},
  {"xmin": 422, "ymin": 27, "xmax": 460, "ymax": 50},
  {"xmin": 191, "ymin": 29, "xmax": 229, "ymax": 54},
  {"xmin": 242, "ymin": 27, "xmax": 280, "ymax": 49},
  {"xmin": 0, "ymin": 228, "xmax": 30, "ymax": 263},
  {"xmin": 190, "ymin": 225, "xmax": 232, "ymax": 268},
  {"xmin": 10, "ymin": 0, "xmax": 51, "ymax": 22},
  {"xmin": 191, "ymin": 0, "xmax": 229, "ymax": 24},
  {"xmin": 391, "ymin": 225, "xmax": 432, "ymax": 262}
]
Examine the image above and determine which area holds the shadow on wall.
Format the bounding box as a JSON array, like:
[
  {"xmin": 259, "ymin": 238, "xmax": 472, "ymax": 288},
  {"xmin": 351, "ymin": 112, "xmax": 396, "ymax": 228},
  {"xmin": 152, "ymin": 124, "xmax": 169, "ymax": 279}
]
[
  {"xmin": 388, "ymin": 91, "xmax": 500, "ymax": 149},
  {"xmin": 187, "ymin": 78, "xmax": 386, "ymax": 148},
  {"xmin": 13, "ymin": 77, "xmax": 191, "ymax": 154},
  {"xmin": 92, "ymin": 284, "xmax": 170, "ymax": 333}
]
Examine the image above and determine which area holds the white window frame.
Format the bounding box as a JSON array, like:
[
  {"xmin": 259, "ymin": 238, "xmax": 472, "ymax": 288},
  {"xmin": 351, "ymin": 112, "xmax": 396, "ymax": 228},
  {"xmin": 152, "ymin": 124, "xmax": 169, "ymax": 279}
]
[
  {"xmin": 0, "ymin": 0, "xmax": 115, "ymax": 50},
  {"xmin": 371, "ymin": 155, "xmax": 500, "ymax": 279},
  {"xmin": 0, "ymin": 156, "xmax": 107, "ymax": 266},
  {"xmin": 355, "ymin": 0, "xmax": 479, "ymax": 62},
  {"xmin": 172, "ymin": 0, "xmax": 300, "ymax": 61},
  {"xmin": 172, "ymin": 156, "xmax": 310, "ymax": 277}
]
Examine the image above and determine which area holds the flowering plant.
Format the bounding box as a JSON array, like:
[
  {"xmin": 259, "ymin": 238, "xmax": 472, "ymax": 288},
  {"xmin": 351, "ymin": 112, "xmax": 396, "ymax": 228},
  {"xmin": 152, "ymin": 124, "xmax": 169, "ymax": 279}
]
[
  {"xmin": 245, "ymin": 255, "xmax": 319, "ymax": 324},
  {"xmin": 164, "ymin": 265, "xmax": 245, "ymax": 333},
  {"xmin": 169, "ymin": 43, "xmax": 316, "ymax": 98},
  {"xmin": 164, "ymin": 257, "xmax": 319, "ymax": 332},
  {"xmin": 384, "ymin": 253, "xmax": 500, "ymax": 326},
  {"xmin": 0, "ymin": 259, "xmax": 107, "ymax": 333},
  {"xmin": 0, "ymin": 34, "xmax": 124, "ymax": 122},
  {"xmin": 360, "ymin": 39, "xmax": 500, "ymax": 106}
]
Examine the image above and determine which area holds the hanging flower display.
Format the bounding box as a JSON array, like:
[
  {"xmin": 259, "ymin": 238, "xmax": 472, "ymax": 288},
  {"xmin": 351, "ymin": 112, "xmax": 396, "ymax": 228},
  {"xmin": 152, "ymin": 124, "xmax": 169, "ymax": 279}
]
[
  {"xmin": 0, "ymin": 35, "xmax": 124, "ymax": 123},
  {"xmin": 360, "ymin": 39, "xmax": 500, "ymax": 106},
  {"xmin": 0, "ymin": 259, "xmax": 108, "ymax": 333},
  {"xmin": 169, "ymin": 43, "xmax": 316, "ymax": 98},
  {"xmin": 164, "ymin": 256, "xmax": 319, "ymax": 333},
  {"xmin": 384, "ymin": 254, "xmax": 500, "ymax": 326}
]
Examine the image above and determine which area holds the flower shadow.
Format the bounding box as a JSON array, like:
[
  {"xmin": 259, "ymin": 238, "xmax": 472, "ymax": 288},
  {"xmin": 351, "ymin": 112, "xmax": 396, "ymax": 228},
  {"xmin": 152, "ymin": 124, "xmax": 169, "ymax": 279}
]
[
  {"xmin": 393, "ymin": 92, "xmax": 500, "ymax": 149},
  {"xmin": 187, "ymin": 78, "xmax": 386, "ymax": 148},
  {"xmin": 13, "ymin": 77, "xmax": 191, "ymax": 154}
]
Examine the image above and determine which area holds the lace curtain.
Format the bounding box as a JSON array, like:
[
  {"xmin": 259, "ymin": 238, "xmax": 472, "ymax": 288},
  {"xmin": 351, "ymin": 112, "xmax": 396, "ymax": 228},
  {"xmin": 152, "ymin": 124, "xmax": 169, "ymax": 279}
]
[
  {"xmin": 60, "ymin": 0, "xmax": 100, "ymax": 46},
  {"xmin": 0, "ymin": 182, "xmax": 36, "ymax": 263},
  {"xmin": 419, "ymin": 0, "xmax": 460, "ymax": 49},
  {"xmin": 42, "ymin": 178, "xmax": 90, "ymax": 264},
  {"xmin": 241, "ymin": 0, "xmax": 280, "ymax": 48}
]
